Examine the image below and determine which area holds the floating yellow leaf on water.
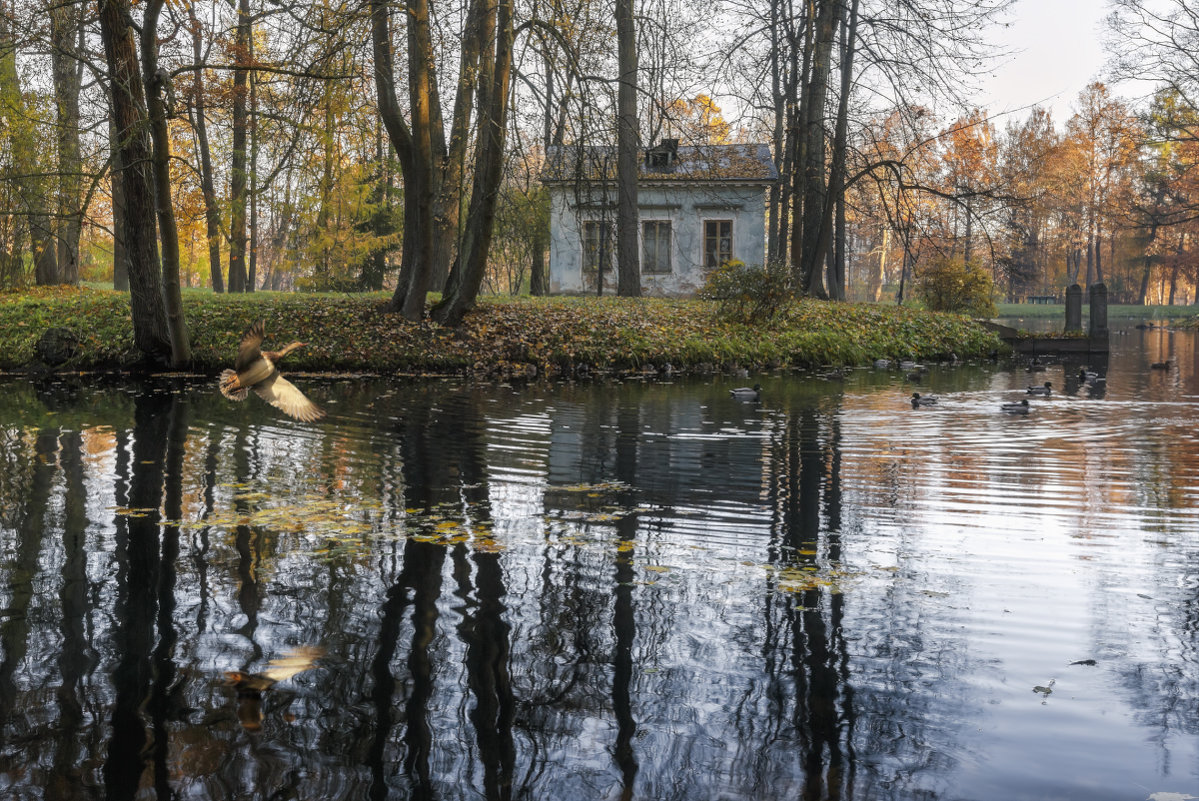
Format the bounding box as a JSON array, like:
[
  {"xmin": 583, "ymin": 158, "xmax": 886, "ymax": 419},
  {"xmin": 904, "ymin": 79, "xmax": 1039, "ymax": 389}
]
[
  {"xmin": 644, "ymin": 565, "xmax": 670, "ymax": 573},
  {"xmin": 473, "ymin": 538, "xmax": 504, "ymax": 553},
  {"xmin": 114, "ymin": 507, "xmax": 156, "ymax": 518}
]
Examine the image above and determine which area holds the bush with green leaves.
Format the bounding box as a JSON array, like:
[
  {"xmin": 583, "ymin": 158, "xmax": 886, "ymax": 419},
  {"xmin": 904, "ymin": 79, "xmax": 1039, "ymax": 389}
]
[
  {"xmin": 914, "ymin": 255, "xmax": 997, "ymax": 316},
  {"xmin": 700, "ymin": 259, "xmax": 795, "ymax": 323}
]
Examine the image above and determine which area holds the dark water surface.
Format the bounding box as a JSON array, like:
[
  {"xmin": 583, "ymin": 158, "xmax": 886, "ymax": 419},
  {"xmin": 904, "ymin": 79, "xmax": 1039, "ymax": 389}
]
[{"xmin": 1, "ymin": 325, "xmax": 1197, "ymax": 800}]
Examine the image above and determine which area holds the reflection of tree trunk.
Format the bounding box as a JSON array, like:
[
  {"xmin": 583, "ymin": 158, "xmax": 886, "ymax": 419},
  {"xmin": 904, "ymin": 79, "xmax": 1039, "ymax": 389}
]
[
  {"xmin": 55, "ymin": 430, "xmax": 90, "ymax": 798},
  {"xmin": 460, "ymin": 549, "xmax": 516, "ymax": 799},
  {"xmin": 783, "ymin": 408, "xmax": 850, "ymax": 798},
  {"xmin": 0, "ymin": 431, "xmax": 56, "ymax": 719},
  {"xmin": 104, "ymin": 392, "xmax": 169, "ymax": 797},
  {"xmin": 149, "ymin": 394, "xmax": 186, "ymax": 795},
  {"xmin": 365, "ymin": 539, "xmax": 446, "ymax": 800},
  {"xmin": 612, "ymin": 400, "xmax": 640, "ymax": 799}
]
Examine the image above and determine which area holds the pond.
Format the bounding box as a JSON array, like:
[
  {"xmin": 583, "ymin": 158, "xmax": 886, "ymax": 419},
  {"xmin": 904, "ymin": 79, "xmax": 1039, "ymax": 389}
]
[{"xmin": 0, "ymin": 322, "xmax": 1197, "ymax": 801}]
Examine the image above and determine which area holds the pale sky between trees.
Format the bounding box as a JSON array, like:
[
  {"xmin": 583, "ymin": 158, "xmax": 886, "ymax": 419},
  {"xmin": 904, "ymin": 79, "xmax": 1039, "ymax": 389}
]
[{"xmin": 973, "ymin": 0, "xmax": 1111, "ymax": 123}]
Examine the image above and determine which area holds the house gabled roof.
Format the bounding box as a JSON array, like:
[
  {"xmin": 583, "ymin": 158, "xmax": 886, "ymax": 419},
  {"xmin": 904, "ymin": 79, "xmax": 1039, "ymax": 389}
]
[{"xmin": 540, "ymin": 143, "xmax": 779, "ymax": 185}]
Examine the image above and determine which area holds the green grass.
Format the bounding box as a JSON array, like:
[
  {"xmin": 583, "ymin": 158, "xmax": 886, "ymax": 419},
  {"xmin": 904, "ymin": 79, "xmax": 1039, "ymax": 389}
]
[
  {"xmin": 0, "ymin": 285, "xmax": 1005, "ymax": 374},
  {"xmin": 995, "ymin": 302, "xmax": 1198, "ymax": 320}
]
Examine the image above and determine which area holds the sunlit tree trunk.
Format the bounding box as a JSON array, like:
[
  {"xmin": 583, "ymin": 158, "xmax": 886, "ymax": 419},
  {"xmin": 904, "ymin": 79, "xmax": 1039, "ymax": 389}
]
[
  {"xmin": 142, "ymin": 0, "xmax": 191, "ymax": 365},
  {"xmin": 227, "ymin": 0, "xmax": 251, "ymax": 293},
  {"xmin": 433, "ymin": 0, "xmax": 513, "ymax": 325},
  {"xmin": 428, "ymin": 0, "xmax": 487, "ymax": 292},
  {"xmin": 1, "ymin": 8, "xmax": 57, "ymax": 285},
  {"xmin": 187, "ymin": 6, "xmax": 223, "ymax": 292},
  {"xmin": 248, "ymin": 38, "xmax": 258, "ymax": 292}
]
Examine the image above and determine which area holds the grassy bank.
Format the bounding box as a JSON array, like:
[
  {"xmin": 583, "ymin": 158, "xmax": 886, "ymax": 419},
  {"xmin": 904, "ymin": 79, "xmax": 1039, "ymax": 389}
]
[
  {"xmin": 0, "ymin": 285, "xmax": 1003, "ymax": 375},
  {"xmin": 994, "ymin": 302, "xmax": 1198, "ymax": 321}
]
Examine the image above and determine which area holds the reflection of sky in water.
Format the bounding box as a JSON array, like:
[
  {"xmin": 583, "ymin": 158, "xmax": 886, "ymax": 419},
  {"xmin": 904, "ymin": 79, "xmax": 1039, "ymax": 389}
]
[{"xmin": 0, "ymin": 328, "xmax": 1196, "ymax": 799}]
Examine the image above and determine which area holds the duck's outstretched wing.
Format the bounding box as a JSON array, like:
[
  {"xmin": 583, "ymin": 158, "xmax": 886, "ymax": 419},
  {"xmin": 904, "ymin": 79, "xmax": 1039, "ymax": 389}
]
[
  {"xmin": 252, "ymin": 372, "xmax": 325, "ymax": 422},
  {"xmin": 235, "ymin": 321, "xmax": 266, "ymax": 371}
]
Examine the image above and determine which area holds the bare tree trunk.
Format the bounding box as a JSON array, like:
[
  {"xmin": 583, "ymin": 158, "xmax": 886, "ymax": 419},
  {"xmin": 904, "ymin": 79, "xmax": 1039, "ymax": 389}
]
[
  {"xmin": 98, "ymin": 0, "xmax": 170, "ymax": 362},
  {"xmin": 1137, "ymin": 222, "xmax": 1156, "ymax": 304},
  {"xmin": 371, "ymin": 0, "xmax": 436, "ymax": 320},
  {"xmin": 798, "ymin": 0, "xmax": 838, "ymax": 298},
  {"xmin": 615, "ymin": 0, "xmax": 640, "ymax": 297},
  {"xmin": 187, "ymin": 5, "xmax": 223, "ymax": 292},
  {"xmin": 248, "ymin": 37, "xmax": 258, "ymax": 292},
  {"xmin": 3, "ymin": 13, "xmax": 59, "ymax": 287},
  {"xmin": 767, "ymin": 0, "xmax": 784, "ymax": 262},
  {"xmin": 428, "ymin": 0, "xmax": 488, "ymax": 292},
  {"xmin": 51, "ymin": 0, "xmax": 84, "ymax": 284},
  {"xmin": 227, "ymin": 0, "xmax": 251, "ymax": 293},
  {"xmin": 142, "ymin": 0, "xmax": 191, "ymax": 365},
  {"xmin": 432, "ymin": 0, "xmax": 513, "ymax": 325},
  {"xmin": 109, "ymin": 111, "xmax": 129, "ymax": 291},
  {"xmin": 820, "ymin": 0, "xmax": 857, "ymax": 301}
]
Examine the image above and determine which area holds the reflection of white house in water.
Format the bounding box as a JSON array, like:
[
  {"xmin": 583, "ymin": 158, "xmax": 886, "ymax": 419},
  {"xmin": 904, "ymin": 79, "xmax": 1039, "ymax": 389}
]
[
  {"xmin": 541, "ymin": 393, "xmax": 773, "ymax": 513},
  {"xmin": 541, "ymin": 140, "xmax": 779, "ymax": 297}
]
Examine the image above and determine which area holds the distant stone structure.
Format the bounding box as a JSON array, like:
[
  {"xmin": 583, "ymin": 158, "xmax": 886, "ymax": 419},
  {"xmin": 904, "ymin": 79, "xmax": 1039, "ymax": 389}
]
[
  {"xmin": 1065, "ymin": 284, "xmax": 1083, "ymax": 332},
  {"xmin": 1089, "ymin": 282, "xmax": 1108, "ymax": 338}
]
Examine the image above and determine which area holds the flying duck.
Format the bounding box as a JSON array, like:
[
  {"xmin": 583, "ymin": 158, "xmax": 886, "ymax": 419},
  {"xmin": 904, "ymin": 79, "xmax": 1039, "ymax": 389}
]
[{"xmin": 219, "ymin": 321, "xmax": 325, "ymax": 422}]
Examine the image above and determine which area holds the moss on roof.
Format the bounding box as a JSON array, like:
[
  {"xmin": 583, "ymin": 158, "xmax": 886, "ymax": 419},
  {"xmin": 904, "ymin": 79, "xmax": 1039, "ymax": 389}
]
[{"xmin": 541, "ymin": 143, "xmax": 779, "ymax": 184}]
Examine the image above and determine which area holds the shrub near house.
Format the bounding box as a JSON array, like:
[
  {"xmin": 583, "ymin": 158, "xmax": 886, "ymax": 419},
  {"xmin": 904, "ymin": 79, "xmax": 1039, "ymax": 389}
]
[{"xmin": 915, "ymin": 256, "xmax": 997, "ymax": 316}]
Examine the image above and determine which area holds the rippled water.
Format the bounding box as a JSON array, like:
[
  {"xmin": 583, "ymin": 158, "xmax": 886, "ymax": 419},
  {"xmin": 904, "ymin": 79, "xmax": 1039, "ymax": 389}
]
[{"xmin": 1, "ymin": 324, "xmax": 1197, "ymax": 800}]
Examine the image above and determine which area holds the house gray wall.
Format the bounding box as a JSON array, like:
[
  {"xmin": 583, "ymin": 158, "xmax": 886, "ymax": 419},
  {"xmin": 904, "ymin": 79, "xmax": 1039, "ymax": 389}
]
[{"xmin": 547, "ymin": 182, "xmax": 770, "ymax": 297}]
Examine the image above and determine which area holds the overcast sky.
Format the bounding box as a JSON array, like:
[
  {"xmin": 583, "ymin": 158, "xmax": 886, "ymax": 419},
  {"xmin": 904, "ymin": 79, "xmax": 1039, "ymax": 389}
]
[{"xmin": 970, "ymin": 0, "xmax": 1112, "ymax": 126}]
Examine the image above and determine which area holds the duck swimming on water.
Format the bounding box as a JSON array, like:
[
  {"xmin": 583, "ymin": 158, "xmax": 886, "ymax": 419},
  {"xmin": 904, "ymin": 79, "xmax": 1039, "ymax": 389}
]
[
  {"xmin": 1027, "ymin": 381, "xmax": 1052, "ymax": 396},
  {"xmin": 729, "ymin": 384, "xmax": 762, "ymax": 401},
  {"xmin": 911, "ymin": 392, "xmax": 938, "ymax": 407},
  {"xmin": 219, "ymin": 321, "xmax": 325, "ymax": 422},
  {"xmin": 1002, "ymin": 399, "xmax": 1031, "ymax": 414}
]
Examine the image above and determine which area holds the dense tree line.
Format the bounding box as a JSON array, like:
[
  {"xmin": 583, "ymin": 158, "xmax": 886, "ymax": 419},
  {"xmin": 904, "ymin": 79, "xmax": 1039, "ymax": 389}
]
[{"xmin": 0, "ymin": 0, "xmax": 1197, "ymax": 361}]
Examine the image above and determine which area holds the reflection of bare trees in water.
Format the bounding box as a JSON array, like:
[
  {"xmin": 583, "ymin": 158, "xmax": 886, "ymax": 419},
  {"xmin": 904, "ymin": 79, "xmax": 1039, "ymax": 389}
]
[
  {"xmin": 7, "ymin": 376, "xmax": 1198, "ymax": 799},
  {"xmin": 1107, "ymin": 548, "xmax": 1199, "ymax": 750}
]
